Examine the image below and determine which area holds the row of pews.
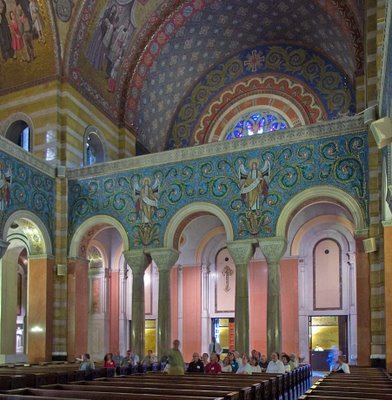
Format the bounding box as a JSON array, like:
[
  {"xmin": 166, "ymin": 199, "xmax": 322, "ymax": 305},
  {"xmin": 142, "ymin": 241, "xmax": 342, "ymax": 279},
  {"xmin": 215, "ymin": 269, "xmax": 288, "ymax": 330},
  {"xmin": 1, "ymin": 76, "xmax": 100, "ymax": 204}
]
[
  {"xmin": 299, "ymin": 366, "xmax": 392, "ymax": 400},
  {"xmin": 0, "ymin": 363, "xmax": 312, "ymax": 400}
]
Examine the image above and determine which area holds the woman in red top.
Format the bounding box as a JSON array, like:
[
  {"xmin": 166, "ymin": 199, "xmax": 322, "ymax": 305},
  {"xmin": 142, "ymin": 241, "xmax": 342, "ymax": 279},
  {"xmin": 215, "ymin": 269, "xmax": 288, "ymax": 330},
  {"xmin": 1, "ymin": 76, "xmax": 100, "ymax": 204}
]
[
  {"xmin": 205, "ymin": 352, "xmax": 222, "ymax": 374},
  {"xmin": 103, "ymin": 352, "xmax": 116, "ymax": 368}
]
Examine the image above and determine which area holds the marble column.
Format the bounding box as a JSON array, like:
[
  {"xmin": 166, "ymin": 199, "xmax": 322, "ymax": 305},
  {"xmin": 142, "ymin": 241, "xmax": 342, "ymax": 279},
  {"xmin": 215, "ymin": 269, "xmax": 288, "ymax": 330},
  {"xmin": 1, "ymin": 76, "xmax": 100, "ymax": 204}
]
[
  {"xmin": 123, "ymin": 250, "xmax": 149, "ymax": 359},
  {"xmin": 0, "ymin": 240, "xmax": 9, "ymax": 260},
  {"xmin": 226, "ymin": 239, "xmax": 255, "ymax": 355},
  {"xmin": 258, "ymin": 237, "xmax": 287, "ymax": 356},
  {"xmin": 67, "ymin": 257, "xmax": 89, "ymax": 361},
  {"xmin": 149, "ymin": 248, "xmax": 179, "ymax": 358},
  {"xmin": 27, "ymin": 255, "xmax": 55, "ymax": 363}
]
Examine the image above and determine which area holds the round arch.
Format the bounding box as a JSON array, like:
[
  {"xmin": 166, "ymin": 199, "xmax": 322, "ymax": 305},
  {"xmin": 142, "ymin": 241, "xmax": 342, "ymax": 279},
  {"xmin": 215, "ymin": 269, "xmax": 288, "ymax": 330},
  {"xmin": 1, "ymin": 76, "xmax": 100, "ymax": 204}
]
[
  {"xmin": 2, "ymin": 210, "xmax": 53, "ymax": 255},
  {"xmin": 164, "ymin": 202, "xmax": 234, "ymax": 249},
  {"xmin": 69, "ymin": 215, "xmax": 129, "ymax": 258},
  {"xmin": 1, "ymin": 112, "xmax": 34, "ymax": 151},
  {"xmin": 276, "ymin": 186, "xmax": 367, "ymax": 238}
]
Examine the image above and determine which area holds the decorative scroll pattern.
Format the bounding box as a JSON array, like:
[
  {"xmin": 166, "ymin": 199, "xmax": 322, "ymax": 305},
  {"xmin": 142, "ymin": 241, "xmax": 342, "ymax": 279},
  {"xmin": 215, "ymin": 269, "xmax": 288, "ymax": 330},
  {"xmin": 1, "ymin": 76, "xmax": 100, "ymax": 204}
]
[
  {"xmin": 0, "ymin": 152, "xmax": 55, "ymax": 242},
  {"xmin": 68, "ymin": 132, "xmax": 368, "ymax": 248}
]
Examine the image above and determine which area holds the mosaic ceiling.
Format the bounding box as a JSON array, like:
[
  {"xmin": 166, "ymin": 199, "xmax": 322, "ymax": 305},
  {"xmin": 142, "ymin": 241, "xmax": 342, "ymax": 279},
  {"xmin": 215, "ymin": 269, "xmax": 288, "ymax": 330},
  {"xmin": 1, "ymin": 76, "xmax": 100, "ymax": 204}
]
[{"xmin": 1, "ymin": 0, "xmax": 364, "ymax": 153}]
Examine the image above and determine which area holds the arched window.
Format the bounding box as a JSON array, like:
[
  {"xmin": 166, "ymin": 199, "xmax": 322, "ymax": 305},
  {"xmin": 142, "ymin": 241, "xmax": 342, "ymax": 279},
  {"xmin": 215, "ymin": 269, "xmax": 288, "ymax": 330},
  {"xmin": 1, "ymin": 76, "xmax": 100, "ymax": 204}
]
[
  {"xmin": 5, "ymin": 120, "xmax": 31, "ymax": 151},
  {"xmin": 84, "ymin": 127, "xmax": 105, "ymax": 166},
  {"xmin": 225, "ymin": 110, "xmax": 288, "ymax": 140}
]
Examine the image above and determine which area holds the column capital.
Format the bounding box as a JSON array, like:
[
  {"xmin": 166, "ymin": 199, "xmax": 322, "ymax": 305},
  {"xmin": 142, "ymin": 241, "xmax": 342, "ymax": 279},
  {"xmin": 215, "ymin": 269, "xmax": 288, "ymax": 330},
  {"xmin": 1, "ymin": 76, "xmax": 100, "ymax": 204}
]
[
  {"xmin": 354, "ymin": 228, "xmax": 369, "ymax": 238},
  {"xmin": 258, "ymin": 237, "xmax": 287, "ymax": 263},
  {"xmin": 0, "ymin": 240, "xmax": 9, "ymax": 260},
  {"xmin": 123, "ymin": 249, "xmax": 150, "ymax": 275},
  {"xmin": 149, "ymin": 247, "xmax": 179, "ymax": 272},
  {"xmin": 226, "ymin": 239, "xmax": 255, "ymax": 266}
]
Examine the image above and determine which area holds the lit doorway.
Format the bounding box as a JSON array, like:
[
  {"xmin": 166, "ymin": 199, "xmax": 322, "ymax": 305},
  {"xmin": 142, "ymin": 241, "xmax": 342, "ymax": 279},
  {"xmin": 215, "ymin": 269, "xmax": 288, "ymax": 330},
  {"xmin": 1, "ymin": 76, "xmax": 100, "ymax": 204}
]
[
  {"xmin": 309, "ymin": 315, "xmax": 348, "ymax": 371},
  {"xmin": 211, "ymin": 318, "xmax": 234, "ymax": 355}
]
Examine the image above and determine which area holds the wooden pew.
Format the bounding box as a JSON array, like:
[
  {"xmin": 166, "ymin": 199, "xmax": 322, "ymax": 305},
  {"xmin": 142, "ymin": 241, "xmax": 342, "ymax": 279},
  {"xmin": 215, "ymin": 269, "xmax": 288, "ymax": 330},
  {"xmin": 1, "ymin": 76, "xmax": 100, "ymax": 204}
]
[
  {"xmin": 41, "ymin": 383, "xmax": 240, "ymax": 400},
  {"xmin": 6, "ymin": 388, "xmax": 227, "ymax": 400}
]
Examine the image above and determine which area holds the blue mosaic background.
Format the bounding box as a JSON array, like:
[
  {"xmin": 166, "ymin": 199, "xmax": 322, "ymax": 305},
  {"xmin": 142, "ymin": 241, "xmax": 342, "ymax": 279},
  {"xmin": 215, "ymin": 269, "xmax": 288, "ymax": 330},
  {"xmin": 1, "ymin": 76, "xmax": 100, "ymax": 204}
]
[
  {"xmin": 69, "ymin": 132, "xmax": 368, "ymax": 248},
  {"xmin": 0, "ymin": 152, "xmax": 55, "ymax": 243}
]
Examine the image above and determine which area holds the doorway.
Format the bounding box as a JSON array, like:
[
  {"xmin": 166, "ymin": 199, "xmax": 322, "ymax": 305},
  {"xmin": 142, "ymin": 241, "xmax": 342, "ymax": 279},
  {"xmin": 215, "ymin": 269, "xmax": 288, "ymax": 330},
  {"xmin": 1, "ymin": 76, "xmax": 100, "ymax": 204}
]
[{"xmin": 309, "ymin": 315, "xmax": 348, "ymax": 371}]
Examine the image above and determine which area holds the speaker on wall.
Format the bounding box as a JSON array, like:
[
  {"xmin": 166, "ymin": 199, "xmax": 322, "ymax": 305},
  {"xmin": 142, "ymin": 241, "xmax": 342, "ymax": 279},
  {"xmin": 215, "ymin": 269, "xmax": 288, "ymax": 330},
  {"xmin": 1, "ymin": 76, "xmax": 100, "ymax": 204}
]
[
  {"xmin": 370, "ymin": 117, "xmax": 392, "ymax": 149},
  {"xmin": 57, "ymin": 264, "xmax": 67, "ymax": 276},
  {"xmin": 363, "ymin": 237, "xmax": 377, "ymax": 253}
]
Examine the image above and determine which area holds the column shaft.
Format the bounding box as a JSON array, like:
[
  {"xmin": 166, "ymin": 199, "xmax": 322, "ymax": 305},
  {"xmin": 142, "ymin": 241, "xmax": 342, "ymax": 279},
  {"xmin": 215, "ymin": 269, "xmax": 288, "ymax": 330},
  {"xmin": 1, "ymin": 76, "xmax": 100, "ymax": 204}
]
[
  {"xmin": 258, "ymin": 237, "xmax": 287, "ymax": 356},
  {"xmin": 227, "ymin": 240, "xmax": 254, "ymax": 355},
  {"xmin": 149, "ymin": 248, "xmax": 179, "ymax": 358},
  {"xmin": 123, "ymin": 250, "xmax": 149, "ymax": 359}
]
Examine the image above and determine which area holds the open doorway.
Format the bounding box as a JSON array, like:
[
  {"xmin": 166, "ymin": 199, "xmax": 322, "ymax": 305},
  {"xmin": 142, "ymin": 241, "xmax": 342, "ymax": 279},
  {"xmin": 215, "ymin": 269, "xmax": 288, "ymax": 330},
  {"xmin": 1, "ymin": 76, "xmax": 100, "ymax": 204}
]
[{"xmin": 309, "ymin": 315, "xmax": 348, "ymax": 371}]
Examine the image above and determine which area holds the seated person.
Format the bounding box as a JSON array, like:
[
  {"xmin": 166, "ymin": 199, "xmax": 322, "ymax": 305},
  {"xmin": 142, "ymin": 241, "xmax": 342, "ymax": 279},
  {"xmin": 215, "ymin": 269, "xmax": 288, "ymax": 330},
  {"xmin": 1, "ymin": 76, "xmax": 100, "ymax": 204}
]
[
  {"xmin": 103, "ymin": 352, "xmax": 116, "ymax": 368},
  {"xmin": 332, "ymin": 355, "xmax": 350, "ymax": 374},
  {"xmin": 281, "ymin": 354, "xmax": 292, "ymax": 372},
  {"xmin": 228, "ymin": 351, "xmax": 239, "ymax": 372},
  {"xmin": 202, "ymin": 352, "xmax": 209, "ymax": 367},
  {"xmin": 236, "ymin": 353, "xmax": 252, "ymax": 374},
  {"xmin": 259, "ymin": 354, "xmax": 268, "ymax": 371},
  {"xmin": 141, "ymin": 349, "xmax": 156, "ymax": 371},
  {"xmin": 79, "ymin": 353, "xmax": 95, "ymax": 371},
  {"xmin": 221, "ymin": 356, "xmax": 232, "ymax": 372},
  {"xmin": 250, "ymin": 357, "xmax": 261, "ymax": 373},
  {"xmin": 266, "ymin": 352, "xmax": 286, "ymax": 373},
  {"xmin": 205, "ymin": 352, "xmax": 222, "ymax": 374},
  {"xmin": 187, "ymin": 352, "xmax": 204, "ymax": 373}
]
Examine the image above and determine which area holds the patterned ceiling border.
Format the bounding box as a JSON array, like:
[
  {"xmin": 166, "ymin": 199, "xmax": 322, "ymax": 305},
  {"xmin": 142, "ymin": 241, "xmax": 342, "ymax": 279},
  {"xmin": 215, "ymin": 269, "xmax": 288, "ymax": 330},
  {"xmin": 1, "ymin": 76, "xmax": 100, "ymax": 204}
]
[{"xmin": 192, "ymin": 75, "xmax": 326, "ymax": 145}]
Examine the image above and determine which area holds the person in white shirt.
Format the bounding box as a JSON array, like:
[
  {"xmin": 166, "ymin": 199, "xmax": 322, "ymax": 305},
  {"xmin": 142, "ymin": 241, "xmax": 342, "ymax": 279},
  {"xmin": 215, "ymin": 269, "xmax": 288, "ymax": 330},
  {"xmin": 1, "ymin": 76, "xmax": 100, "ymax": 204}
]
[
  {"xmin": 266, "ymin": 352, "xmax": 286, "ymax": 373},
  {"xmin": 221, "ymin": 356, "xmax": 232, "ymax": 372},
  {"xmin": 281, "ymin": 354, "xmax": 292, "ymax": 372},
  {"xmin": 250, "ymin": 357, "xmax": 261, "ymax": 373},
  {"xmin": 332, "ymin": 355, "xmax": 350, "ymax": 374},
  {"xmin": 236, "ymin": 353, "xmax": 252, "ymax": 375}
]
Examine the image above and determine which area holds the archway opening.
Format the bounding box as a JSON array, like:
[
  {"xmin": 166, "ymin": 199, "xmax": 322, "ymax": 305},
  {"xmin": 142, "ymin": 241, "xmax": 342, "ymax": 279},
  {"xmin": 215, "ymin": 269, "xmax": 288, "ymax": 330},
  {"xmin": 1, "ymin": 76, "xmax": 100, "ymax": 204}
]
[{"xmin": 5, "ymin": 120, "xmax": 31, "ymax": 151}]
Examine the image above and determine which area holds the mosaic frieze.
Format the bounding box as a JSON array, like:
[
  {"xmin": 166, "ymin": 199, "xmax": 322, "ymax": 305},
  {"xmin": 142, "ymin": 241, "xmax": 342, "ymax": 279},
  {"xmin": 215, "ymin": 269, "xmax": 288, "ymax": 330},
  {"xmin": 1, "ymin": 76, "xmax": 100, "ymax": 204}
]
[
  {"xmin": 0, "ymin": 151, "xmax": 55, "ymax": 241},
  {"xmin": 68, "ymin": 132, "xmax": 368, "ymax": 248}
]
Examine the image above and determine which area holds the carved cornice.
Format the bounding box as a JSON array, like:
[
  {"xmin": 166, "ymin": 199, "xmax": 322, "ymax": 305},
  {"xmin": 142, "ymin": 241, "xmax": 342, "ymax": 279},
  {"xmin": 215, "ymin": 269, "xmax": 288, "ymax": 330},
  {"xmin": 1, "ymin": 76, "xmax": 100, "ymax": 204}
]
[
  {"xmin": 148, "ymin": 248, "xmax": 180, "ymax": 272},
  {"xmin": 258, "ymin": 237, "xmax": 287, "ymax": 263},
  {"xmin": 226, "ymin": 239, "xmax": 255, "ymax": 266},
  {"xmin": 0, "ymin": 136, "xmax": 56, "ymax": 178},
  {"xmin": 68, "ymin": 116, "xmax": 365, "ymax": 180}
]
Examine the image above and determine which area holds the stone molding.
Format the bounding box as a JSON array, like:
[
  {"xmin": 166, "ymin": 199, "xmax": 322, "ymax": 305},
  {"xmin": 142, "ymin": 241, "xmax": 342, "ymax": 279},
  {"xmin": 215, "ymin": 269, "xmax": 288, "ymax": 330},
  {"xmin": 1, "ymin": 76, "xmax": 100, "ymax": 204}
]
[
  {"xmin": 0, "ymin": 240, "xmax": 9, "ymax": 260},
  {"xmin": 0, "ymin": 135, "xmax": 56, "ymax": 178},
  {"xmin": 68, "ymin": 116, "xmax": 365, "ymax": 179}
]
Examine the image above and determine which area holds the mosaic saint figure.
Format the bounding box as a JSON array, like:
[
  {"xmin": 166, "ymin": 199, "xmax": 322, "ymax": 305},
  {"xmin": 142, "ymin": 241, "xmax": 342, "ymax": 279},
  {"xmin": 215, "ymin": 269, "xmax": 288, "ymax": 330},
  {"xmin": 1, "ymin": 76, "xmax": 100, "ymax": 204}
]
[
  {"xmin": 9, "ymin": 10, "xmax": 24, "ymax": 59},
  {"xmin": 0, "ymin": 161, "xmax": 12, "ymax": 212},
  {"xmin": 29, "ymin": 0, "xmax": 44, "ymax": 42},
  {"xmin": 0, "ymin": 0, "xmax": 14, "ymax": 61},
  {"xmin": 133, "ymin": 175, "xmax": 160, "ymax": 223},
  {"xmin": 238, "ymin": 158, "xmax": 270, "ymax": 210}
]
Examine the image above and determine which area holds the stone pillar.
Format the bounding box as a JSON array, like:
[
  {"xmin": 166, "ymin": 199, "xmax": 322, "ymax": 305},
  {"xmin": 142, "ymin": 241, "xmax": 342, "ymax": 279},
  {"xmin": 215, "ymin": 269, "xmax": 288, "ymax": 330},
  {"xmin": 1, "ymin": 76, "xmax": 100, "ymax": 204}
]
[
  {"xmin": 67, "ymin": 257, "xmax": 89, "ymax": 361},
  {"xmin": 27, "ymin": 255, "xmax": 55, "ymax": 363},
  {"xmin": 258, "ymin": 237, "xmax": 287, "ymax": 356},
  {"xmin": 226, "ymin": 239, "xmax": 255, "ymax": 355},
  {"xmin": 123, "ymin": 250, "xmax": 149, "ymax": 359},
  {"xmin": 354, "ymin": 232, "xmax": 371, "ymax": 366},
  {"xmin": 0, "ymin": 240, "xmax": 9, "ymax": 260},
  {"xmin": 383, "ymin": 223, "xmax": 392, "ymax": 371},
  {"xmin": 149, "ymin": 248, "xmax": 179, "ymax": 358}
]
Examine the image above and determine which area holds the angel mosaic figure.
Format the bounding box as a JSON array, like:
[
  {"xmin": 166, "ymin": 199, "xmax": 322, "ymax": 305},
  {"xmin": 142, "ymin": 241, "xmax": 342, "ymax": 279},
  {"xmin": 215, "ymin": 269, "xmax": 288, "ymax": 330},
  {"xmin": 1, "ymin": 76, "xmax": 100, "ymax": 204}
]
[
  {"xmin": 238, "ymin": 158, "xmax": 270, "ymax": 210},
  {"xmin": 133, "ymin": 175, "xmax": 160, "ymax": 223}
]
